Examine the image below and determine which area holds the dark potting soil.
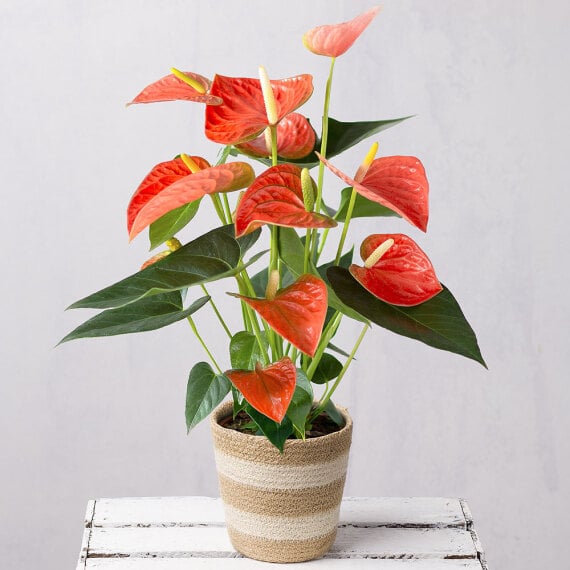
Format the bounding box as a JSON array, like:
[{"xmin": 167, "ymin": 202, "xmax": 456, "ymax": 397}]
[{"xmin": 220, "ymin": 409, "xmax": 343, "ymax": 438}]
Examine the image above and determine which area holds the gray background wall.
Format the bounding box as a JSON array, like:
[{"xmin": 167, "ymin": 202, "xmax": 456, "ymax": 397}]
[{"xmin": 1, "ymin": 1, "xmax": 568, "ymax": 567}]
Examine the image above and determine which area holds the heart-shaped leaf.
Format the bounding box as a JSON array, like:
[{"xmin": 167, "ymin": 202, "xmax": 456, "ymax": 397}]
[
  {"xmin": 323, "ymin": 399, "xmax": 345, "ymax": 427},
  {"xmin": 225, "ymin": 357, "xmax": 297, "ymax": 423},
  {"xmin": 68, "ymin": 227, "xmax": 245, "ymax": 310},
  {"xmin": 186, "ymin": 362, "xmax": 231, "ymax": 432},
  {"xmin": 229, "ymin": 331, "xmax": 265, "ymax": 370},
  {"xmin": 149, "ymin": 199, "xmax": 202, "ymax": 250},
  {"xmin": 245, "ymin": 404, "xmax": 293, "ymax": 452},
  {"xmin": 328, "ymin": 266, "xmax": 486, "ymax": 367},
  {"xmin": 319, "ymin": 154, "xmax": 429, "ymax": 232},
  {"xmin": 350, "ymin": 234, "xmax": 442, "ymax": 306},
  {"xmin": 303, "ymin": 6, "xmax": 381, "ymax": 57},
  {"xmin": 335, "ymin": 187, "xmax": 400, "ymax": 222},
  {"xmin": 230, "ymin": 274, "xmax": 328, "ymax": 357},
  {"xmin": 205, "ymin": 74, "xmax": 314, "ymax": 145},
  {"xmin": 311, "ymin": 353, "xmax": 343, "ymax": 384},
  {"xmin": 286, "ymin": 369, "xmax": 313, "ymax": 438},
  {"xmin": 278, "ymin": 227, "xmax": 368, "ymax": 324},
  {"xmin": 234, "ymin": 164, "xmax": 336, "ymax": 237},
  {"xmin": 128, "ymin": 71, "xmax": 222, "ymax": 106},
  {"xmin": 236, "ymin": 113, "xmax": 316, "ymax": 160},
  {"xmin": 128, "ymin": 158, "xmax": 255, "ymax": 240},
  {"xmin": 59, "ymin": 293, "xmax": 209, "ymax": 344}
]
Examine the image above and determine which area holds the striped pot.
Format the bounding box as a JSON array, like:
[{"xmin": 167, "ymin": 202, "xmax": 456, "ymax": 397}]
[{"xmin": 211, "ymin": 401, "xmax": 352, "ymax": 563}]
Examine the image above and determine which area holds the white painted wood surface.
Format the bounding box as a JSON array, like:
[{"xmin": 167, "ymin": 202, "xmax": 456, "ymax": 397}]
[{"xmin": 77, "ymin": 497, "xmax": 487, "ymax": 569}]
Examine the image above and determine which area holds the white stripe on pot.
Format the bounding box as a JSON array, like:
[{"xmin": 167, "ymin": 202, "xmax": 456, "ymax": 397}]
[
  {"xmin": 224, "ymin": 504, "xmax": 340, "ymax": 541},
  {"xmin": 213, "ymin": 450, "xmax": 350, "ymax": 490}
]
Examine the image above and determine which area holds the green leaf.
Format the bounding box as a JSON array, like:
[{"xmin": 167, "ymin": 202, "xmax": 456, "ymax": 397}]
[
  {"xmin": 69, "ymin": 226, "xmax": 245, "ymax": 310},
  {"xmin": 327, "ymin": 342, "xmax": 350, "ymax": 358},
  {"xmin": 186, "ymin": 362, "xmax": 231, "ymax": 432},
  {"xmin": 278, "ymin": 228, "xmax": 368, "ymax": 324},
  {"xmin": 60, "ymin": 293, "xmax": 209, "ymax": 343},
  {"xmin": 311, "ymin": 353, "xmax": 343, "ymax": 385},
  {"xmin": 231, "ymin": 116, "xmax": 411, "ymax": 169},
  {"xmin": 324, "ymin": 399, "xmax": 345, "ymax": 427},
  {"xmin": 149, "ymin": 200, "xmax": 202, "ymax": 250},
  {"xmin": 229, "ymin": 331, "xmax": 264, "ymax": 370},
  {"xmin": 246, "ymin": 405, "xmax": 293, "ymax": 452},
  {"xmin": 235, "ymin": 227, "xmax": 262, "ymax": 257},
  {"xmin": 325, "ymin": 117, "xmax": 412, "ymax": 161},
  {"xmin": 286, "ymin": 369, "xmax": 313, "ymax": 439},
  {"xmin": 318, "ymin": 249, "xmax": 353, "ymax": 278},
  {"xmin": 328, "ymin": 267, "xmax": 486, "ymax": 367},
  {"xmin": 334, "ymin": 187, "xmax": 400, "ymax": 222}
]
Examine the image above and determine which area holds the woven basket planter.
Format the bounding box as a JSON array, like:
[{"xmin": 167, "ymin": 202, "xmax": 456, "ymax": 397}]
[{"xmin": 211, "ymin": 400, "xmax": 352, "ymax": 563}]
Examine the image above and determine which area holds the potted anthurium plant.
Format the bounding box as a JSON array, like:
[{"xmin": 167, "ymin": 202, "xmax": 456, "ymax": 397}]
[{"xmin": 61, "ymin": 6, "xmax": 485, "ymax": 563}]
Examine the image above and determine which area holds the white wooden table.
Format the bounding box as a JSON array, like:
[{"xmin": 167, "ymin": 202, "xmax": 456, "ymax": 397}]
[{"xmin": 77, "ymin": 497, "xmax": 488, "ymax": 569}]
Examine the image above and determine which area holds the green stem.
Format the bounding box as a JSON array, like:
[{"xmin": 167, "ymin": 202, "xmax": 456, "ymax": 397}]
[
  {"xmin": 303, "ymin": 229, "xmax": 311, "ymax": 273},
  {"xmin": 334, "ymin": 187, "xmax": 357, "ymax": 265},
  {"xmin": 316, "ymin": 227, "xmax": 331, "ymax": 258},
  {"xmin": 306, "ymin": 311, "xmax": 342, "ymax": 380},
  {"xmin": 222, "ymin": 194, "xmax": 233, "ymax": 223},
  {"xmin": 236, "ymin": 275, "xmax": 269, "ymax": 365},
  {"xmin": 210, "ymin": 194, "xmax": 228, "ymax": 225},
  {"xmin": 187, "ymin": 315, "xmax": 222, "ymax": 374},
  {"xmin": 316, "ymin": 323, "xmax": 369, "ymax": 413},
  {"xmin": 201, "ymin": 284, "xmax": 232, "ymax": 338},
  {"xmin": 310, "ymin": 56, "xmax": 336, "ymax": 263}
]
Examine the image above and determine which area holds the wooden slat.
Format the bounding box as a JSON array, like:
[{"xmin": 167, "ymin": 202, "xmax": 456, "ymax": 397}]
[
  {"xmin": 92, "ymin": 496, "xmax": 466, "ymax": 529},
  {"xmin": 76, "ymin": 500, "xmax": 96, "ymax": 570},
  {"xmin": 88, "ymin": 526, "xmax": 477, "ymax": 559},
  {"xmin": 82, "ymin": 497, "xmax": 484, "ymax": 568},
  {"xmin": 86, "ymin": 559, "xmax": 483, "ymax": 569}
]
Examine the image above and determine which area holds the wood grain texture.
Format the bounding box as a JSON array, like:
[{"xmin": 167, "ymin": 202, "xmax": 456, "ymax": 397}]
[{"xmin": 79, "ymin": 497, "xmax": 486, "ymax": 569}]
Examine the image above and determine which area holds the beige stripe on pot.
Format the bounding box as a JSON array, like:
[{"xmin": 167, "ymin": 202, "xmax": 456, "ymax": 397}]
[
  {"xmin": 214, "ymin": 448, "xmax": 350, "ymax": 490},
  {"xmin": 228, "ymin": 527, "xmax": 337, "ymax": 563},
  {"xmin": 218, "ymin": 473, "xmax": 346, "ymax": 517},
  {"xmin": 224, "ymin": 503, "xmax": 341, "ymax": 541}
]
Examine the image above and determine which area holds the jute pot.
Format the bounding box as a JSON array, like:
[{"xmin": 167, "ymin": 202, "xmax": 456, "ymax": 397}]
[{"xmin": 210, "ymin": 400, "xmax": 352, "ymax": 563}]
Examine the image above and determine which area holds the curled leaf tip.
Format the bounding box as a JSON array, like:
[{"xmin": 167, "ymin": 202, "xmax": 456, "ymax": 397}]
[
  {"xmin": 364, "ymin": 237, "xmax": 393, "ymax": 268},
  {"xmin": 170, "ymin": 67, "xmax": 207, "ymax": 94}
]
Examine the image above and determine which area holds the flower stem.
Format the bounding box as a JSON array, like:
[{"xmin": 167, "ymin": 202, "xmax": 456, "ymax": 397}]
[
  {"xmin": 201, "ymin": 284, "xmax": 232, "ymax": 338},
  {"xmin": 210, "ymin": 195, "xmax": 228, "ymax": 225},
  {"xmin": 187, "ymin": 315, "xmax": 222, "ymax": 374},
  {"xmin": 334, "ymin": 187, "xmax": 357, "ymax": 265},
  {"xmin": 315, "ymin": 323, "xmax": 369, "ymax": 415},
  {"xmin": 306, "ymin": 311, "xmax": 342, "ymax": 380},
  {"xmin": 310, "ymin": 56, "xmax": 336, "ymax": 263}
]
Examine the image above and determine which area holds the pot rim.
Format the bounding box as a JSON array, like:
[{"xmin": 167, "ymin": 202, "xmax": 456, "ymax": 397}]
[{"xmin": 211, "ymin": 400, "xmax": 352, "ymax": 450}]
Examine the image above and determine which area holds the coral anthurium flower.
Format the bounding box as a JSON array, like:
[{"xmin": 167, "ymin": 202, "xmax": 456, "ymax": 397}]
[
  {"xmin": 127, "ymin": 70, "xmax": 223, "ymax": 106},
  {"xmin": 229, "ymin": 274, "xmax": 328, "ymax": 357},
  {"xmin": 318, "ymin": 153, "xmax": 429, "ymax": 232},
  {"xmin": 303, "ymin": 6, "xmax": 381, "ymax": 58},
  {"xmin": 234, "ymin": 164, "xmax": 336, "ymax": 237},
  {"xmin": 127, "ymin": 156, "xmax": 255, "ymax": 240},
  {"xmin": 236, "ymin": 113, "xmax": 316, "ymax": 160},
  {"xmin": 350, "ymin": 234, "xmax": 443, "ymax": 306},
  {"xmin": 225, "ymin": 357, "xmax": 296, "ymax": 423},
  {"xmin": 205, "ymin": 73, "xmax": 313, "ymax": 145}
]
